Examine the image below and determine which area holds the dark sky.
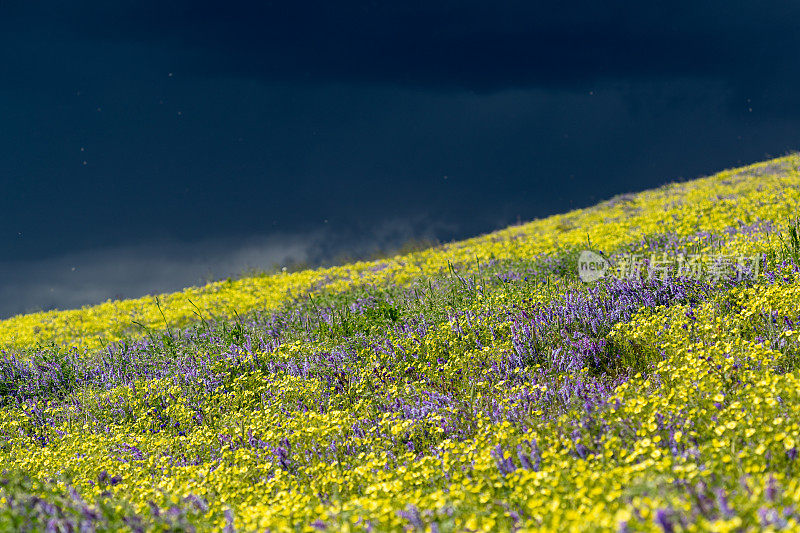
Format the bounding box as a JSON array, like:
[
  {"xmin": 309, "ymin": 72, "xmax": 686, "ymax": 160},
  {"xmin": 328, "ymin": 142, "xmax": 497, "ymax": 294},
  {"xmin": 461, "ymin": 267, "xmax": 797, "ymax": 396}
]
[{"xmin": 2, "ymin": 1, "xmax": 799, "ymax": 317}]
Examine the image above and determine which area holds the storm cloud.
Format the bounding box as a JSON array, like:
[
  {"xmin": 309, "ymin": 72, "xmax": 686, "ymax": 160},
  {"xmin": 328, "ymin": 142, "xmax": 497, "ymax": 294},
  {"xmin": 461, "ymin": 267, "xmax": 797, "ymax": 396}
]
[{"xmin": 1, "ymin": 1, "xmax": 798, "ymax": 316}]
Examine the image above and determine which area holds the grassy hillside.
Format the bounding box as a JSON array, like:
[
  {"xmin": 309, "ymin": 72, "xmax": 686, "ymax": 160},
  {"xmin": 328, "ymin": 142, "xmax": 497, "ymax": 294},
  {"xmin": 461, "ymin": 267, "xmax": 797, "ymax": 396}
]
[{"xmin": 1, "ymin": 154, "xmax": 800, "ymax": 531}]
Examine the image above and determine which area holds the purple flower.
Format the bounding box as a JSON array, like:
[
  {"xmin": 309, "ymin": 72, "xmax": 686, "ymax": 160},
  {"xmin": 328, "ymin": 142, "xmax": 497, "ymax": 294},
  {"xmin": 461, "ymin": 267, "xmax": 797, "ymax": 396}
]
[
  {"xmin": 716, "ymin": 488, "xmax": 733, "ymax": 519},
  {"xmin": 787, "ymin": 446, "xmax": 800, "ymax": 462},
  {"xmin": 492, "ymin": 444, "xmax": 516, "ymax": 475},
  {"xmin": 655, "ymin": 509, "xmax": 673, "ymax": 533},
  {"xmin": 398, "ymin": 505, "xmax": 425, "ymax": 530},
  {"xmin": 765, "ymin": 475, "xmax": 779, "ymax": 501},
  {"xmin": 223, "ymin": 509, "xmax": 235, "ymax": 533}
]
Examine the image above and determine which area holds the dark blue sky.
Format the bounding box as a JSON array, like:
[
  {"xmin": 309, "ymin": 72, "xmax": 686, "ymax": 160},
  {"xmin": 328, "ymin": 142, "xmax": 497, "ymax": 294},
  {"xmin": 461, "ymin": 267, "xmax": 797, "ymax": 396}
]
[{"xmin": 2, "ymin": 1, "xmax": 799, "ymax": 317}]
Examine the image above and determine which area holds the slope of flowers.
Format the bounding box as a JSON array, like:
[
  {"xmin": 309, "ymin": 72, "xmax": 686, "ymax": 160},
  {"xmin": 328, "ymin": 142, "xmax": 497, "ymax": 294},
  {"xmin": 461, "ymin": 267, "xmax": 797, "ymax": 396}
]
[
  {"xmin": 0, "ymin": 154, "xmax": 799, "ymax": 531},
  {"xmin": 2, "ymin": 156, "xmax": 797, "ymax": 353}
]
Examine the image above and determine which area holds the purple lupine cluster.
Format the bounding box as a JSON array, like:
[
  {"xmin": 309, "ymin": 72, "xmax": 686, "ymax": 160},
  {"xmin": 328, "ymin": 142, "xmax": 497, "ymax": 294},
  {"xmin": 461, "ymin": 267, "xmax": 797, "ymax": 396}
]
[
  {"xmin": 0, "ymin": 473, "xmax": 211, "ymax": 532},
  {"xmin": 615, "ymin": 218, "xmax": 778, "ymax": 258},
  {"xmin": 646, "ymin": 478, "xmax": 800, "ymax": 532},
  {"xmin": 507, "ymin": 275, "xmax": 719, "ymax": 375}
]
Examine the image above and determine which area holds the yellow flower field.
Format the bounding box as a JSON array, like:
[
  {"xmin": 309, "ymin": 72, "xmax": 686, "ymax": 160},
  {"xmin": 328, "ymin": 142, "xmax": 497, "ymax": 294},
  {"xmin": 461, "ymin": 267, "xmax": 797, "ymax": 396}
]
[{"xmin": 1, "ymin": 154, "xmax": 800, "ymax": 531}]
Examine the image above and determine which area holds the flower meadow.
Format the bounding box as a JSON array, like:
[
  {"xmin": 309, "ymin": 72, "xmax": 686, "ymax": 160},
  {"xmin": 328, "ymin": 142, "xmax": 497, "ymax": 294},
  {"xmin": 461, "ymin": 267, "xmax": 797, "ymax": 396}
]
[{"xmin": 2, "ymin": 155, "xmax": 800, "ymax": 532}]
